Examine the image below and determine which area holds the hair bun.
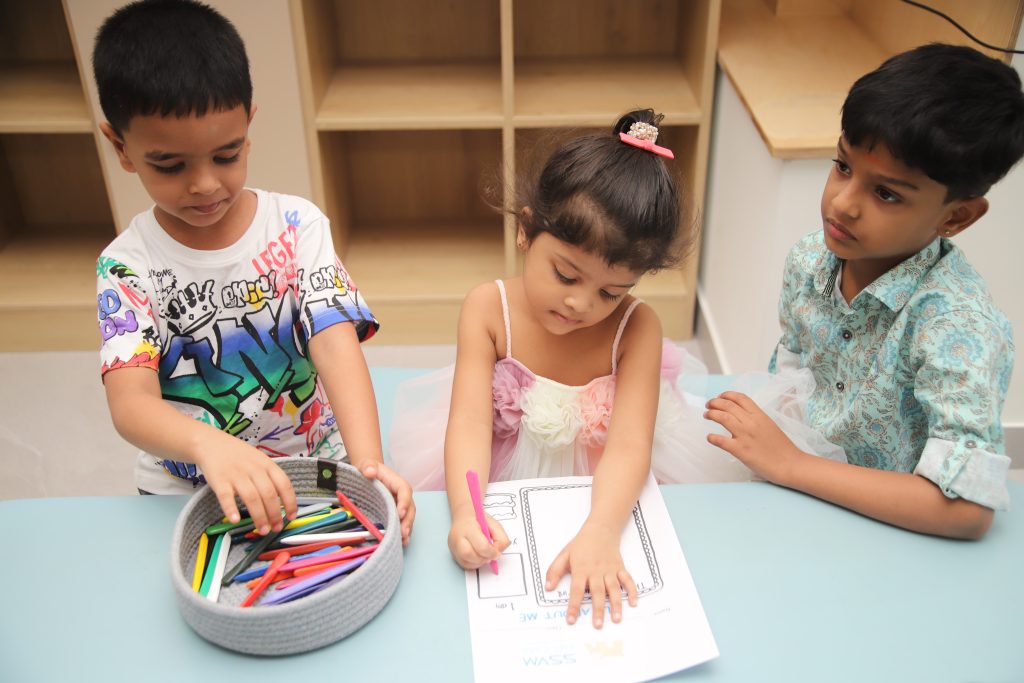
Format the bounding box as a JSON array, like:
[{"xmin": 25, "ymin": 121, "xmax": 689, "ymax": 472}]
[{"xmin": 614, "ymin": 108, "xmax": 665, "ymax": 141}]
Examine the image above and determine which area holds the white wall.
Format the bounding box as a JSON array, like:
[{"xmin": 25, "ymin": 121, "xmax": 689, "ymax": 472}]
[
  {"xmin": 700, "ymin": 49, "xmax": 1024, "ymax": 449},
  {"xmin": 700, "ymin": 72, "xmax": 830, "ymax": 374}
]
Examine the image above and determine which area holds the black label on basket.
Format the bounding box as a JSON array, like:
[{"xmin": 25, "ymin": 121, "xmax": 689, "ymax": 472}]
[{"xmin": 316, "ymin": 458, "xmax": 338, "ymax": 491}]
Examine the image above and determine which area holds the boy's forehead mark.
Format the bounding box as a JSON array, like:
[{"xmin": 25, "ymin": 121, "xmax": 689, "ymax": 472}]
[{"xmin": 143, "ymin": 136, "xmax": 246, "ymax": 161}]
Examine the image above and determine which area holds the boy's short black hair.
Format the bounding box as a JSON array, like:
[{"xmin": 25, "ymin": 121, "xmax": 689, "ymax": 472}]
[
  {"xmin": 93, "ymin": 0, "xmax": 252, "ymax": 135},
  {"xmin": 517, "ymin": 109, "xmax": 687, "ymax": 273},
  {"xmin": 842, "ymin": 43, "xmax": 1024, "ymax": 201}
]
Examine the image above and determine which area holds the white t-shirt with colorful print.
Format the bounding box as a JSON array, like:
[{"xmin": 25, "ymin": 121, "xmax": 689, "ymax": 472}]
[{"xmin": 96, "ymin": 189, "xmax": 378, "ymax": 494}]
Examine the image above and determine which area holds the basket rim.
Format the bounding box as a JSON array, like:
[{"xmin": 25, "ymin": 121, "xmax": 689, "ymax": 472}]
[{"xmin": 170, "ymin": 458, "xmax": 401, "ymax": 619}]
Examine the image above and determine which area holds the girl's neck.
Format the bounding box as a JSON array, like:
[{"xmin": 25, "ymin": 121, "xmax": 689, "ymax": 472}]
[{"xmin": 502, "ymin": 278, "xmax": 628, "ymax": 385}]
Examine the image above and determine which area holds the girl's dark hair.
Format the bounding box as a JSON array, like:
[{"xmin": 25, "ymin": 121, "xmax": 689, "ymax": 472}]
[
  {"xmin": 93, "ymin": 0, "xmax": 252, "ymax": 135},
  {"xmin": 842, "ymin": 43, "xmax": 1024, "ymax": 201},
  {"xmin": 516, "ymin": 109, "xmax": 687, "ymax": 273}
]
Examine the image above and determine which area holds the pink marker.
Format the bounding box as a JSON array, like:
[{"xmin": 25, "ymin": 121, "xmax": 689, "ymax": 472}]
[{"xmin": 466, "ymin": 469, "xmax": 499, "ymax": 574}]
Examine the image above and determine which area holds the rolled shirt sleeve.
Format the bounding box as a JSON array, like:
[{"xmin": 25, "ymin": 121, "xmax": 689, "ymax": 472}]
[{"xmin": 910, "ymin": 310, "xmax": 1014, "ymax": 510}]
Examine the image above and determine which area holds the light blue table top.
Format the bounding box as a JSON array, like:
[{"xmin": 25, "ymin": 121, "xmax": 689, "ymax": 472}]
[{"xmin": 1, "ymin": 481, "xmax": 1021, "ymax": 681}]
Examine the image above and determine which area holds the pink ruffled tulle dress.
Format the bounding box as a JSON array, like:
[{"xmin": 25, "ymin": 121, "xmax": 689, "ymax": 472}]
[{"xmin": 388, "ymin": 280, "xmax": 845, "ymax": 491}]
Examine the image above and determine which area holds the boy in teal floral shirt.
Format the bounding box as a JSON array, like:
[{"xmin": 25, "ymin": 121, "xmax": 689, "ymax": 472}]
[{"xmin": 705, "ymin": 44, "xmax": 1023, "ymax": 539}]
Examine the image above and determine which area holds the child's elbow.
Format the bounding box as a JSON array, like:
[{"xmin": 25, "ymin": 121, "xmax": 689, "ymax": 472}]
[{"xmin": 947, "ymin": 502, "xmax": 994, "ymax": 540}]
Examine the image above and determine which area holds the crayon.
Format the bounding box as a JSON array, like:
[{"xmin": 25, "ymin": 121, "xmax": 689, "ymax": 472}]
[
  {"xmin": 291, "ymin": 549, "xmax": 378, "ymax": 578},
  {"xmin": 467, "ymin": 469, "xmax": 499, "ymax": 574},
  {"xmin": 295, "ymin": 496, "xmax": 343, "ymax": 506},
  {"xmin": 278, "ymin": 530, "xmax": 377, "ymax": 546},
  {"xmin": 206, "ymin": 517, "xmax": 253, "ymax": 536},
  {"xmin": 259, "ymin": 556, "xmax": 368, "ymax": 606},
  {"xmin": 335, "ymin": 490, "xmax": 384, "ymax": 542},
  {"xmin": 205, "ymin": 531, "xmax": 232, "ymax": 602},
  {"xmin": 241, "ymin": 552, "xmax": 291, "ymax": 608},
  {"xmin": 221, "ymin": 528, "xmax": 282, "ymax": 586},
  {"xmin": 191, "ymin": 532, "xmax": 209, "ymax": 591},
  {"xmin": 255, "ymin": 518, "xmax": 359, "ymax": 545},
  {"xmin": 274, "ymin": 508, "xmax": 351, "ymax": 539},
  {"xmin": 280, "ymin": 543, "xmax": 378, "ymax": 573},
  {"xmin": 245, "ymin": 571, "xmax": 292, "ymax": 590},
  {"xmin": 199, "ymin": 532, "xmax": 225, "ymax": 597},
  {"xmin": 232, "ymin": 545, "xmax": 343, "ymax": 583},
  {"xmin": 258, "ymin": 539, "xmax": 355, "ymax": 561}
]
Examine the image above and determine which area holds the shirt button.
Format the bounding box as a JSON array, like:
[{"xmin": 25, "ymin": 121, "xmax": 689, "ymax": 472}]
[
  {"xmin": 842, "ymin": 330, "xmax": 852, "ymax": 340},
  {"xmin": 966, "ymin": 440, "xmax": 977, "ymax": 449},
  {"xmin": 836, "ymin": 381, "xmax": 845, "ymax": 392}
]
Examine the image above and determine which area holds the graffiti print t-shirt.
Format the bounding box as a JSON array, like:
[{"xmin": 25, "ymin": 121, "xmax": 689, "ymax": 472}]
[{"xmin": 96, "ymin": 189, "xmax": 378, "ymax": 494}]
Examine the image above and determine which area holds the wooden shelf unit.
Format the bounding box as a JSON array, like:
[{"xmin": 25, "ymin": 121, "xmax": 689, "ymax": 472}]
[
  {"xmin": 0, "ymin": 0, "xmax": 114, "ymax": 352},
  {"xmin": 291, "ymin": 0, "xmax": 720, "ymax": 342},
  {"xmin": 318, "ymin": 128, "xmax": 506, "ymax": 342},
  {"xmin": 719, "ymin": 0, "xmax": 1024, "ymax": 159}
]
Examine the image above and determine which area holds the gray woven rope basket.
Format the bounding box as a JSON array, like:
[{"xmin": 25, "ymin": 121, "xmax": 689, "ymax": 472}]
[{"xmin": 170, "ymin": 458, "xmax": 402, "ymax": 655}]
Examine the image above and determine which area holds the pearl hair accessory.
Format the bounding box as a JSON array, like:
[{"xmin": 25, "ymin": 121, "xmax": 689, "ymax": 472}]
[
  {"xmin": 627, "ymin": 121, "xmax": 659, "ymax": 142},
  {"xmin": 619, "ymin": 121, "xmax": 674, "ymax": 159}
]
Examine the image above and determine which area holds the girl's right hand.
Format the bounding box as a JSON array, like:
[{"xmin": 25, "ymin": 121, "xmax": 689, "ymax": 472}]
[
  {"xmin": 193, "ymin": 432, "xmax": 298, "ymax": 536},
  {"xmin": 447, "ymin": 508, "xmax": 511, "ymax": 570}
]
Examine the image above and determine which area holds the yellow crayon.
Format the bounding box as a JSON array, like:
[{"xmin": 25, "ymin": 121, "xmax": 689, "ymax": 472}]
[
  {"xmin": 191, "ymin": 532, "xmax": 209, "ymax": 591},
  {"xmin": 283, "ymin": 507, "xmax": 347, "ymax": 530}
]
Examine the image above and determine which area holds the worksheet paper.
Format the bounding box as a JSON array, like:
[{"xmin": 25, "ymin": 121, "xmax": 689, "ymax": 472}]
[{"xmin": 464, "ymin": 475, "xmax": 718, "ymax": 683}]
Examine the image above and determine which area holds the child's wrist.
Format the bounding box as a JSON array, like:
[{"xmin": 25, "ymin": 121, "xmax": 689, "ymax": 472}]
[
  {"xmin": 183, "ymin": 423, "xmax": 217, "ymax": 467},
  {"xmin": 449, "ymin": 501, "xmax": 476, "ymax": 521},
  {"xmin": 580, "ymin": 517, "xmax": 620, "ymax": 539},
  {"xmin": 349, "ymin": 456, "xmax": 382, "ymax": 471},
  {"xmin": 774, "ymin": 447, "xmax": 809, "ymax": 487}
]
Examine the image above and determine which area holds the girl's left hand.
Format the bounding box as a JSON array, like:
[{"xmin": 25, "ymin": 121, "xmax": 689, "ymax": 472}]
[
  {"xmin": 357, "ymin": 461, "xmax": 416, "ymax": 546},
  {"xmin": 544, "ymin": 524, "xmax": 638, "ymax": 629},
  {"xmin": 703, "ymin": 391, "xmax": 806, "ymax": 484}
]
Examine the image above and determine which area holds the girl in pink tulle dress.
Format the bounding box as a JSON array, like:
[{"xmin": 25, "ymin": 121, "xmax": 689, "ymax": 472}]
[
  {"xmin": 390, "ymin": 281, "xmax": 780, "ymax": 490},
  {"xmin": 389, "ymin": 109, "xmax": 841, "ymax": 628}
]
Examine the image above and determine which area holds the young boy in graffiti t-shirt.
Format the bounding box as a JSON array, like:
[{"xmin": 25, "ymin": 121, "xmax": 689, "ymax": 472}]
[{"xmin": 92, "ymin": 0, "xmax": 414, "ymax": 543}]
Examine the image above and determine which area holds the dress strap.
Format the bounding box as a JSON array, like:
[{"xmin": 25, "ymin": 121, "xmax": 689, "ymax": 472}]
[
  {"xmin": 495, "ymin": 279, "xmax": 512, "ymax": 359},
  {"xmin": 611, "ymin": 298, "xmax": 644, "ymax": 374}
]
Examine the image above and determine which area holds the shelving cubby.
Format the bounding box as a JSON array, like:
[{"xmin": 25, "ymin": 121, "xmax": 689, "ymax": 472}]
[
  {"xmin": 320, "ymin": 128, "xmax": 506, "ymax": 343},
  {"xmin": 511, "ymin": 0, "xmax": 714, "ymax": 129},
  {"xmin": 0, "ymin": 0, "xmax": 114, "ymax": 351},
  {"xmin": 292, "ymin": 0, "xmax": 720, "ymax": 343}
]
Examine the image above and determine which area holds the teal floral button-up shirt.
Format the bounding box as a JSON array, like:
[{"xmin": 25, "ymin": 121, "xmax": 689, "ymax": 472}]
[{"xmin": 770, "ymin": 230, "xmax": 1013, "ymax": 509}]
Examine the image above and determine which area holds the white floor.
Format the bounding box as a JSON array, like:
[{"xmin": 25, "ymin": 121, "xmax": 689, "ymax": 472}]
[
  {"xmin": 0, "ymin": 340, "xmax": 709, "ymax": 500},
  {"xmin": 0, "ymin": 345, "xmax": 442, "ymax": 500}
]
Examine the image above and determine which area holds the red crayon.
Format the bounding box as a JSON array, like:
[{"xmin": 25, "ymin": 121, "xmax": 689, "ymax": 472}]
[
  {"xmin": 335, "ymin": 490, "xmax": 384, "ymax": 542},
  {"xmin": 241, "ymin": 552, "xmax": 290, "ymax": 608}
]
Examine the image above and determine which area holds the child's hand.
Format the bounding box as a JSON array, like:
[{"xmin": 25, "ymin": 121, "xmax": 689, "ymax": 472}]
[
  {"xmin": 545, "ymin": 524, "xmax": 638, "ymax": 629},
  {"xmin": 704, "ymin": 391, "xmax": 807, "ymax": 484},
  {"xmin": 447, "ymin": 507, "xmax": 510, "ymax": 570},
  {"xmin": 194, "ymin": 433, "xmax": 297, "ymax": 535},
  {"xmin": 357, "ymin": 461, "xmax": 416, "ymax": 545}
]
